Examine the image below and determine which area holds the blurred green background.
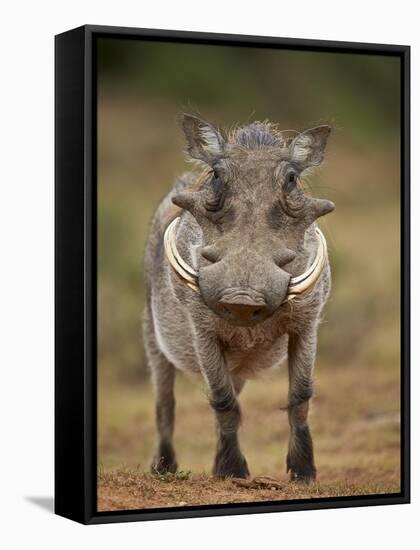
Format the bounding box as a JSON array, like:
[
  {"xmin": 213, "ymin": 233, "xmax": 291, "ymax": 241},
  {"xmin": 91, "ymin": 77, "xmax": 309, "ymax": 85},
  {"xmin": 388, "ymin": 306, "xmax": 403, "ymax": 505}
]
[{"xmin": 97, "ymin": 38, "xmax": 401, "ymax": 497}]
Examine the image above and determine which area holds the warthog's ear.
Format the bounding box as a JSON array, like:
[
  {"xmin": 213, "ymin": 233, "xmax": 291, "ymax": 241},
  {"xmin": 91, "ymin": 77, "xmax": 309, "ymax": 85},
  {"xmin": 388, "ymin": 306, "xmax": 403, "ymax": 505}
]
[
  {"xmin": 181, "ymin": 113, "xmax": 225, "ymax": 164},
  {"xmin": 290, "ymin": 125, "xmax": 331, "ymax": 168}
]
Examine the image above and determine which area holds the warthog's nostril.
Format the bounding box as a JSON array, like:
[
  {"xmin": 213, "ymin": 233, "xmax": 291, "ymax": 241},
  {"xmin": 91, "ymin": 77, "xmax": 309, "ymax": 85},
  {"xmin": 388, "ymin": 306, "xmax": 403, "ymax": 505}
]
[
  {"xmin": 221, "ymin": 306, "xmax": 234, "ymax": 319},
  {"xmin": 251, "ymin": 308, "xmax": 262, "ymax": 320}
]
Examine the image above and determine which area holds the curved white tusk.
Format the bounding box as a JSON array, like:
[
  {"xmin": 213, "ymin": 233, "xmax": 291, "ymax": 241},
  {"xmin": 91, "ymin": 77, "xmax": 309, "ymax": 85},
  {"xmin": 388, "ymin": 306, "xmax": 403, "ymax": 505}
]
[
  {"xmin": 163, "ymin": 217, "xmax": 200, "ymax": 292},
  {"xmin": 286, "ymin": 227, "xmax": 328, "ymax": 301},
  {"xmin": 163, "ymin": 216, "xmax": 328, "ymax": 300}
]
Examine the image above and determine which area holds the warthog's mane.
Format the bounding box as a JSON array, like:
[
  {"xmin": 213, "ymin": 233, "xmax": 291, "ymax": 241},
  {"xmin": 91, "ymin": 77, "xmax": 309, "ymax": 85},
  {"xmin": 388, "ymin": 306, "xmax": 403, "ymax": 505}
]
[{"xmin": 228, "ymin": 121, "xmax": 296, "ymax": 150}]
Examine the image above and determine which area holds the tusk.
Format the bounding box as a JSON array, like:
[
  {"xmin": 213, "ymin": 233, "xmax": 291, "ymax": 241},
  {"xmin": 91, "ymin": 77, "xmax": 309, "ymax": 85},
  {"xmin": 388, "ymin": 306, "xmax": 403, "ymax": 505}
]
[
  {"xmin": 163, "ymin": 216, "xmax": 328, "ymax": 300},
  {"xmin": 164, "ymin": 217, "xmax": 200, "ymax": 292},
  {"xmin": 286, "ymin": 228, "xmax": 328, "ymax": 301}
]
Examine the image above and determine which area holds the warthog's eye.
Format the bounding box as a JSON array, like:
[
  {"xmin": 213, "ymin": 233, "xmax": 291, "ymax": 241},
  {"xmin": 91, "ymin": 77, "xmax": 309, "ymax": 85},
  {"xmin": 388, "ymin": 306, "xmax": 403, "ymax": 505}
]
[
  {"xmin": 283, "ymin": 171, "xmax": 298, "ymax": 194},
  {"xmin": 204, "ymin": 175, "xmax": 225, "ymax": 212},
  {"xmin": 278, "ymin": 168, "xmax": 305, "ymax": 218}
]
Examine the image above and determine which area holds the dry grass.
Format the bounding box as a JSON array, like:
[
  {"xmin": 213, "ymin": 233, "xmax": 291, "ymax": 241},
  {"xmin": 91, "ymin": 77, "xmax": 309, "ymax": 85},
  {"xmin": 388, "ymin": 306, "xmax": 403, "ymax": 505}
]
[
  {"xmin": 98, "ymin": 347, "xmax": 400, "ymax": 511},
  {"xmin": 98, "ymin": 471, "xmax": 400, "ymax": 511}
]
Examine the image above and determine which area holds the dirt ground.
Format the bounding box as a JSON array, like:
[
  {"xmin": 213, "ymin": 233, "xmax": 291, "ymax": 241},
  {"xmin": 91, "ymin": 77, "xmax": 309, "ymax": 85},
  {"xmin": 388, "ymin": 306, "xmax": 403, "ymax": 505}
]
[
  {"xmin": 98, "ymin": 348, "xmax": 400, "ymax": 511},
  {"xmin": 98, "ymin": 471, "xmax": 400, "ymax": 511}
]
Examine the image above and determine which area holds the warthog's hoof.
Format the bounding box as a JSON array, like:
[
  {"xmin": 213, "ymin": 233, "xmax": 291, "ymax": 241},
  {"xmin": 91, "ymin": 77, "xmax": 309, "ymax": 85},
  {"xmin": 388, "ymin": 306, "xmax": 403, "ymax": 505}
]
[
  {"xmin": 213, "ymin": 451, "xmax": 250, "ymax": 479},
  {"xmin": 289, "ymin": 470, "xmax": 316, "ymax": 483},
  {"xmin": 286, "ymin": 453, "xmax": 316, "ymax": 483},
  {"xmin": 151, "ymin": 443, "xmax": 178, "ymax": 474}
]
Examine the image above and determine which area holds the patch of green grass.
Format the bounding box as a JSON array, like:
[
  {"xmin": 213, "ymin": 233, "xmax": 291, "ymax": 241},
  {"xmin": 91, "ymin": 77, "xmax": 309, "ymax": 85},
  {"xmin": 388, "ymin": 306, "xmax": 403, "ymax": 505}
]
[{"xmin": 152, "ymin": 470, "xmax": 192, "ymax": 483}]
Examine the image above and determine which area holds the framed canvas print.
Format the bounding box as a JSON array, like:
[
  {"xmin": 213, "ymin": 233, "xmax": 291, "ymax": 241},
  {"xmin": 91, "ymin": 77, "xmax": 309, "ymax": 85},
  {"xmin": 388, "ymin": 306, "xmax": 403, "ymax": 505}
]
[{"xmin": 55, "ymin": 25, "xmax": 410, "ymax": 524}]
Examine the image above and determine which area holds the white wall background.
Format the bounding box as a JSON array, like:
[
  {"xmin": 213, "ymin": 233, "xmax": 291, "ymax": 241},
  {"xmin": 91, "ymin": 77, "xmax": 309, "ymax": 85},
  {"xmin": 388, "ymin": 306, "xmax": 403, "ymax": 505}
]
[{"xmin": 0, "ymin": 0, "xmax": 417, "ymax": 547}]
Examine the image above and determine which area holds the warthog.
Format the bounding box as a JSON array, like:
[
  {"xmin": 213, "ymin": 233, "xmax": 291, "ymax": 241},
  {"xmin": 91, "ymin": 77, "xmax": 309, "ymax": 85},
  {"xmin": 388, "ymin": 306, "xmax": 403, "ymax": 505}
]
[{"xmin": 144, "ymin": 114, "xmax": 335, "ymax": 481}]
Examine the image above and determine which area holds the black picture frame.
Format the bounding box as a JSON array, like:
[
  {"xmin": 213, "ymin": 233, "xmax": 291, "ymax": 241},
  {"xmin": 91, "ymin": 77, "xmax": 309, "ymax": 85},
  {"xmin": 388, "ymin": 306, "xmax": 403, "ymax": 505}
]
[{"xmin": 55, "ymin": 24, "xmax": 410, "ymax": 525}]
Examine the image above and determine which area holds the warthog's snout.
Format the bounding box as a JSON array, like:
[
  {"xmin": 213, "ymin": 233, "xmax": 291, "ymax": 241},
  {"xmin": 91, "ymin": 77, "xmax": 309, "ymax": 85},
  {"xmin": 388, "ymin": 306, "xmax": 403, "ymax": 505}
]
[{"xmin": 217, "ymin": 288, "xmax": 269, "ymax": 326}]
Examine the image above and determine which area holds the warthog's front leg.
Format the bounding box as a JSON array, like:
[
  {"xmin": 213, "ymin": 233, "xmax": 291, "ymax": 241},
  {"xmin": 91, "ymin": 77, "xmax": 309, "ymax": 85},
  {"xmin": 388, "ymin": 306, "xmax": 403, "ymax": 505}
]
[
  {"xmin": 195, "ymin": 330, "xmax": 249, "ymax": 479},
  {"xmin": 211, "ymin": 388, "xmax": 249, "ymax": 479},
  {"xmin": 286, "ymin": 325, "xmax": 318, "ymax": 482}
]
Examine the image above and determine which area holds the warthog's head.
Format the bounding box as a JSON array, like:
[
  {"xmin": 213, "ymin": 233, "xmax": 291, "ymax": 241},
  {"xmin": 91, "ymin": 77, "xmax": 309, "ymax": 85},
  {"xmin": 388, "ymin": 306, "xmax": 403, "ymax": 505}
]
[{"xmin": 173, "ymin": 114, "xmax": 335, "ymax": 327}]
